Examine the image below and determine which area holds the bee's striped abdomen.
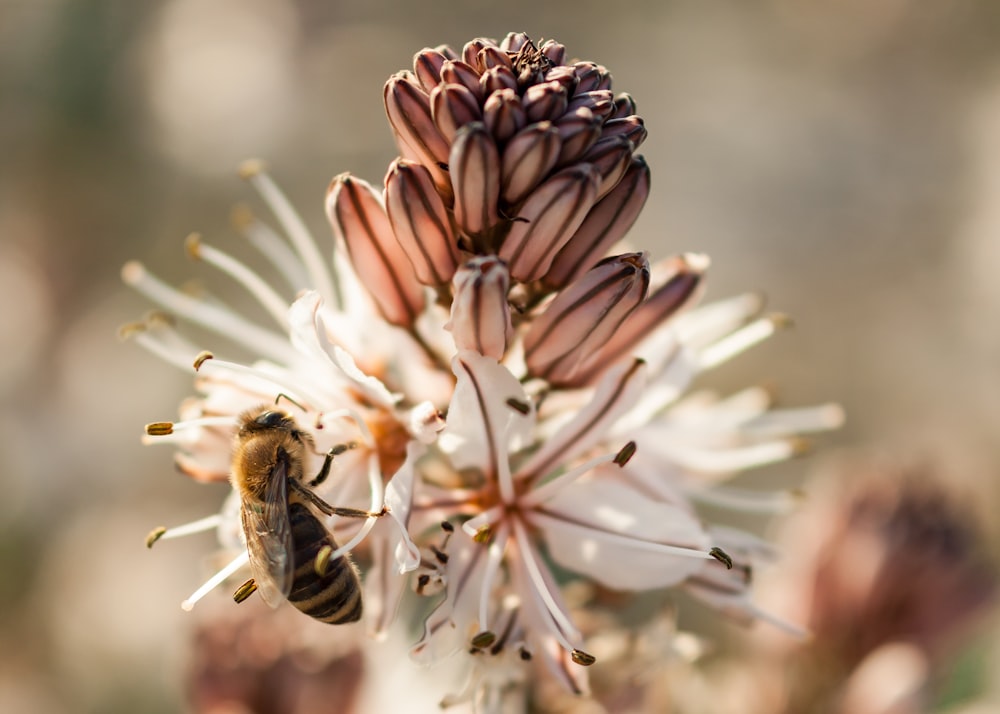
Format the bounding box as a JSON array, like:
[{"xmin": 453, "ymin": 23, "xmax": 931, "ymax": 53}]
[{"xmin": 286, "ymin": 502, "xmax": 363, "ymax": 624}]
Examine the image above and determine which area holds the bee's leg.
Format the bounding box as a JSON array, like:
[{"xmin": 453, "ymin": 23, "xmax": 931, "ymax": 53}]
[
  {"xmin": 274, "ymin": 392, "xmax": 307, "ymax": 411},
  {"xmin": 308, "ymin": 442, "xmax": 358, "ymax": 487},
  {"xmin": 289, "ymin": 479, "xmax": 386, "ymax": 518}
]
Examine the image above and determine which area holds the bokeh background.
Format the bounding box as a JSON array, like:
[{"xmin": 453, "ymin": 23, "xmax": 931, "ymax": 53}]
[{"xmin": 2, "ymin": 1, "xmax": 999, "ymax": 712}]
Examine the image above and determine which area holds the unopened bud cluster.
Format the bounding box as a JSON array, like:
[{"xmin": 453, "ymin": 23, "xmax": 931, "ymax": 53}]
[{"xmin": 326, "ymin": 32, "xmax": 691, "ymax": 387}]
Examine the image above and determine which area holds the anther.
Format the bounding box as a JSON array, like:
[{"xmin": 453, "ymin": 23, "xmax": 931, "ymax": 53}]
[
  {"xmin": 117, "ymin": 321, "xmax": 146, "ymax": 339},
  {"xmin": 613, "ymin": 440, "xmax": 637, "ymax": 466},
  {"xmin": 233, "ymin": 578, "xmax": 258, "ymax": 604},
  {"xmin": 416, "ymin": 573, "xmax": 431, "ymax": 594},
  {"xmin": 184, "ymin": 232, "xmax": 202, "ymax": 260},
  {"xmin": 505, "ymin": 397, "xmax": 531, "ymax": 415},
  {"xmin": 145, "ymin": 526, "xmax": 167, "ymax": 549},
  {"xmin": 440, "ymin": 521, "xmax": 455, "ymax": 533},
  {"xmin": 473, "ymin": 525, "xmax": 493, "ymax": 544},
  {"xmin": 145, "ymin": 422, "xmax": 174, "ymax": 436},
  {"xmin": 238, "ymin": 158, "xmax": 267, "ymax": 179},
  {"xmin": 709, "ymin": 546, "xmax": 734, "ymax": 570},
  {"xmin": 315, "ymin": 544, "xmax": 334, "ymax": 576},
  {"xmin": 519, "ymin": 647, "xmax": 532, "ymax": 661},
  {"xmin": 193, "ymin": 351, "xmax": 214, "ymax": 371},
  {"xmin": 430, "ymin": 545, "xmax": 449, "ymax": 565},
  {"xmin": 471, "ymin": 631, "xmax": 497, "ymax": 649},
  {"xmin": 571, "ymin": 649, "xmax": 596, "ymax": 666}
]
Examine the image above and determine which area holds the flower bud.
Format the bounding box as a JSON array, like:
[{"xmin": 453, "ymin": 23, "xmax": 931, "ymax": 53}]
[
  {"xmin": 523, "ymin": 81, "xmax": 568, "ymax": 123},
  {"xmin": 571, "ymin": 253, "xmax": 707, "ymax": 385},
  {"xmin": 430, "ymin": 83, "xmax": 482, "ymax": 142},
  {"xmin": 478, "ymin": 45, "xmax": 511, "ymax": 71},
  {"xmin": 450, "ymin": 122, "xmax": 501, "ymax": 238},
  {"xmin": 572, "ymin": 62, "xmax": 608, "ymax": 93},
  {"xmin": 540, "ymin": 39, "xmax": 566, "ymax": 66},
  {"xmin": 447, "ymin": 256, "xmax": 513, "ymax": 359},
  {"xmin": 610, "ymin": 92, "xmax": 637, "ymax": 120},
  {"xmin": 554, "ymin": 107, "xmax": 602, "ymax": 166},
  {"xmin": 413, "ymin": 48, "xmax": 449, "ymax": 93},
  {"xmin": 384, "ymin": 72, "xmax": 451, "ymax": 196},
  {"xmin": 501, "ymin": 121, "xmax": 561, "ymax": 204},
  {"xmin": 544, "ymin": 155, "xmax": 650, "ymax": 289},
  {"xmin": 440, "ymin": 60, "xmax": 483, "ymax": 100},
  {"xmin": 601, "ymin": 115, "xmax": 647, "ymax": 149},
  {"xmin": 499, "ymin": 164, "xmax": 601, "ymax": 283},
  {"xmin": 384, "ymin": 159, "xmax": 460, "ymax": 286},
  {"xmin": 483, "ymin": 88, "xmax": 525, "ymax": 143},
  {"xmin": 462, "ymin": 38, "xmax": 492, "ymax": 70},
  {"xmin": 481, "ymin": 65, "xmax": 518, "ymax": 96},
  {"xmin": 524, "ymin": 252, "xmax": 650, "ymax": 385},
  {"xmin": 500, "ymin": 31, "xmax": 532, "ymax": 53},
  {"xmin": 581, "ymin": 134, "xmax": 633, "ymax": 200},
  {"xmin": 544, "ymin": 64, "xmax": 579, "ymax": 95},
  {"xmin": 567, "ymin": 90, "xmax": 614, "ymax": 122},
  {"xmin": 326, "ymin": 173, "xmax": 426, "ymax": 326}
]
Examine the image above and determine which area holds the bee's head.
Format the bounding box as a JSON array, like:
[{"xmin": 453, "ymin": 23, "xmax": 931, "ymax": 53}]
[{"xmin": 253, "ymin": 410, "xmax": 293, "ymax": 430}]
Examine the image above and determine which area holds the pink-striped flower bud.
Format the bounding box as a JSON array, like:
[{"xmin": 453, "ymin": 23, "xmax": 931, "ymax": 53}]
[
  {"xmin": 462, "ymin": 38, "xmax": 492, "ymax": 70},
  {"xmin": 544, "ymin": 155, "xmax": 650, "ymax": 289},
  {"xmin": 544, "ymin": 65, "xmax": 580, "ymax": 95},
  {"xmin": 540, "ymin": 39, "xmax": 566, "ymax": 66},
  {"xmin": 567, "ymin": 90, "xmax": 614, "ymax": 122},
  {"xmin": 500, "ymin": 31, "xmax": 532, "ymax": 53},
  {"xmin": 440, "ymin": 60, "xmax": 483, "ymax": 100},
  {"xmin": 523, "ymin": 252, "xmax": 650, "ymax": 386},
  {"xmin": 523, "ymin": 81, "xmax": 569, "ymax": 123},
  {"xmin": 483, "ymin": 88, "xmax": 525, "ymax": 143},
  {"xmin": 450, "ymin": 122, "xmax": 501, "ymax": 238},
  {"xmin": 478, "ymin": 45, "xmax": 511, "ymax": 71},
  {"xmin": 573, "ymin": 62, "xmax": 607, "ymax": 93},
  {"xmin": 581, "ymin": 134, "xmax": 633, "ymax": 200},
  {"xmin": 446, "ymin": 256, "xmax": 513, "ymax": 359},
  {"xmin": 384, "ymin": 159, "xmax": 460, "ymax": 286},
  {"xmin": 326, "ymin": 173, "xmax": 426, "ymax": 327},
  {"xmin": 413, "ymin": 48, "xmax": 449, "ymax": 93},
  {"xmin": 384, "ymin": 72, "xmax": 451, "ymax": 196},
  {"xmin": 570, "ymin": 253, "xmax": 708, "ymax": 386},
  {"xmin": 430, "ymin": 83, "xmax": 482, "ymax": 142},
  {"xmin": 554, "ymin": 107, "xmax": 602, "ymax": 166},
  {"xmin": 499, "ymin": 164, "xmax": 601, "ymax": 283},
  {"xmin": 601, "ymin": 115, "xmax": 647, "ymax": 149},
  {"xmin": 481, "ymin": 65, "xmax": 518, "ymax": 96},
  {"xmin": 610, "ymin": 92, "xmax": 637, "ymax": 120},
  {"xmin": 500, "ymin": 121, "xmax": 561, "ymax": 204}
]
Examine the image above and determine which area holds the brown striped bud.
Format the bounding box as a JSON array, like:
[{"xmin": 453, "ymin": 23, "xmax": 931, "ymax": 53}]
[
  {"xmin": 524, "ymin": 252, "xmax": 650, "ymax": 386},
  {"xmin": 450, "ymin": 122, "xmax": 501, "ymax": 238},
  {"xmin": 611, "ymin": 92, "xmax": 637, "ymax": 120},
  {"xmin": 430, "ymin": 83, "xmax": 482, "ymax": 142},
  {"xmin": 581, "ymin": 134, "xmax": 634, "ymax": 200},
  {"xmin": 567, "ymin": 90, "xmax": 614, "ymax": 122},
  {"xmin": 500, "ymin": 32, "xmax": 531, "ymax": 53},
  {"xmin": 440, "ymin": 60, "xmax": 483, "ymax": 100},
  {"xmin": 572, "ymin": 253, "xmax": 708, "ymax": 385},
  {"xmin": 540, "ymin": 39, "xmax": 566, "ymax": 66},
  {"xmin": 479, "ymin": 45, "xmax": 511, "ymax": 71},
  {"xmin": 326, "ymin": 173, "xmax": 426, "ymax": 327},
  {"xmin": 554, "ymin": 107, "xmax": 602, "ymax": 166},
  {"xmin": 483, "ymin": 88, "xmax": 526, "ymax": 143},
  {"xmin": 601, "ymin": 115, "xmax": 647, "ymax": 149},
  {"xmin": 501, "ymin": 121, "xmax": 561, "ymax": 204},
  {"xmin": 573, "ymin": 62, "xmax": 605, "ymax": 93},
  {"xmin": 413, "ymin": 48, "xmax": 449, "ymax": 93},
  {"xmin": 544, "ymin": 155, "xmax": 650, "ymax": 289},
  {"xmin": 481, "ymin": 65, "xmax": 518, "ymax": 96},
  {"xmin": 499, "ymin": 164, "xmax": 601, "ymax": 283},
  {"xmin": 384, "ymin": 72, "xmax": 451, "ymax": 197},
  {"xmin": 447, "ymin": 256, "xmax": 513, "ymax": 359},
  {"xmin": 384, "ymin": 159, "xmax": 460, "ymax": 286},
  {"xmin": 462, "ymin": 38, "xmax": 492, "ymax": 70},
  {"xmin": 523, "ymin": 81, "xmax": 568, "ymax": 123}
]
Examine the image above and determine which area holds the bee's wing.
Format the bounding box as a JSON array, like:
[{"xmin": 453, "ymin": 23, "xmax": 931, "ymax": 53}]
[{"xmin": 240, "ymin": 458, "xmax": 294, "ymax": 608}]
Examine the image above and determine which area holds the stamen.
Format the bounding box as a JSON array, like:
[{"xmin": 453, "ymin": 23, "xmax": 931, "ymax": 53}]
[
  {"xmin": 511, "ymin": 519, "xmax": 580, "ymax": 650},
  {"xmin": 646, "ymin": 439, "xmax": 802, "ymax": 473},
  {"xmin": 471, "ymin": 631, "xmax": 497, "ymax": 648},
  {"xmin": 145, "ymin": 422, "xmax": 173, "ymax": 436},
  {"xmin": 122, "ymin": 261, "xmax": 292, "ymax": 362},
  {"xmin": 698, "ymin": 314, "xmax": 790, "ymax": 371},
  {"xmin": 181, "ymin": 550, "xmax": 249, "ymax": 611},
  {"xmin": 506, "ymin": 397, "xmax": 531, "ymax": 415},
  {"xmin": 145, "ymin": 514, "xmax": 223, "ymax": 548},
  {"xmin": 686, "ymin": 485, "xmax": 802, "ymax": 513},
  {"xmin": 741, "ymin": 403, "xmax": 846, "ymax": 436},
  {"xmin": 613, "ymin": 440, "xmax": 637, "ymax": 466},
  {"xmin": 315, "ymin": 544, "xmax": 334, "ymax": 576},
  {"xmin": 315, "ymin": 452, "xmax": 384, "ymax": 562},
  {"xmin": 519, "ymin": 450, "xmax": 619, "ymax": 508},
  {"xmin": 193, "ymin": 350, "xmax": 213, "ymax": 370},
  {"xmin": 528, "ymin": 512, "xmax": 717, "ymax": 563},
  {"xmin": 145, "ymin": 416, "xmax": 237, "ymax": 437},
  {"xmin": 119, "ymin": 316, "xmax": 204, "ymax": 372},
  {"xmin": 195, "ymin": 358, "xmax": 310, "ymax": 410},
  {"xmin": 232, "ymin": 203, "xmax": 310, "ymax": 291},
  {"xmin": 239, "ymin": 160, "xmax": 338, "ymax": 306},
  {"xmin": 571, "ymin": 649, "xmax": 596, "ymax": 666},
  {"xmin": 477, "ymin": 522, "xmax": 509, "ymax": 637},
  {"xmin": 185, "ymin": 232, "xmax": 291, "ymax": 329},
  {"xmin": 673, "ymin": 292, "xmax": 765, "ymax": 349}
]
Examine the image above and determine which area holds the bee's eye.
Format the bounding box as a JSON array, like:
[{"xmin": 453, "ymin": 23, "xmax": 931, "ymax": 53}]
[{"xmin": 256, "ymin": 411, "xmax": 288, "ymax": 428}]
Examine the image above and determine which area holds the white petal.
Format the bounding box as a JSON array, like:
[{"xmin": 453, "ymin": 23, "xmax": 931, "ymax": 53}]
[
  {"xmin": 384, "ymin": 441, "xmax": 424, "ymax": 573},
  {"xmin": 534, "ymin": 480, "xmax": 711, "ymax": 590}
]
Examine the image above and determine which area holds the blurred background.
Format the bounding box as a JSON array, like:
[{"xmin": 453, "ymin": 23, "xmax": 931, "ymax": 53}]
[{"xmin": 2, "ymin": 0, "xmax": 999, "ymax": 712}]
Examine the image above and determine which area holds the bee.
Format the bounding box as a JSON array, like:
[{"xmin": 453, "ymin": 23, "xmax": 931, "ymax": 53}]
[{"xmin": 231, "ymin": 404, "xmax": 383, "ymax": 624}]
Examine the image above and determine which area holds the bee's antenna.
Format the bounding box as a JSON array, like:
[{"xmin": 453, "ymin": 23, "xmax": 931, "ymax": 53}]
[{"xmin": 274, "ymin": 393, "xmax": 307, "ymax": 412}]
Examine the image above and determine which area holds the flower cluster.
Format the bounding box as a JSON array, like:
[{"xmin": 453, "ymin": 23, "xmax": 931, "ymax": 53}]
[{"xmin": 124, "ymin": 33, "xmax": 842, "ymax": 709}]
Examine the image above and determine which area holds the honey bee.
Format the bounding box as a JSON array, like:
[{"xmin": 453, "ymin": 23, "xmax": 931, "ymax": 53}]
[{"xmin": 231, "ymin": 404, "xmax": 383, "ymax": 624}]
